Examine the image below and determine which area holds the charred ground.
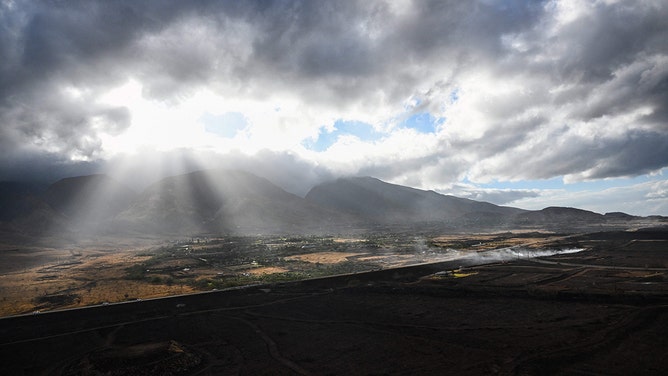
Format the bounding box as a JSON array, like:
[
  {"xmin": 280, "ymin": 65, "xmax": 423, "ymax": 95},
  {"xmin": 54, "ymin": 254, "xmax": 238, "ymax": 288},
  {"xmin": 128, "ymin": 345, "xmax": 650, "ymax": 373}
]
[{"xmin": 1, "ymin": 228, "xmax": 667, "ymax": 375}]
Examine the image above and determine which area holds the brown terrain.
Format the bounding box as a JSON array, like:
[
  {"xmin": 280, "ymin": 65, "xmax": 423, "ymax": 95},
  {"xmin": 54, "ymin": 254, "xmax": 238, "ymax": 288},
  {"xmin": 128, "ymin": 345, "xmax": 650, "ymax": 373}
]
[
  {"xmin": 0, "ymin": 228, "xmax": 667, "ymax": 375},
  {"xmin": 0, "ymin": 231, "xmax": 570, "ymax": 317}
]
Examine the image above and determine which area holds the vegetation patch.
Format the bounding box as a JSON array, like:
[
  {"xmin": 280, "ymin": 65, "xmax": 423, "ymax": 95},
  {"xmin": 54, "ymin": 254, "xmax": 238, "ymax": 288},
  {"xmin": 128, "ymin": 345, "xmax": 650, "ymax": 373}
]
[{"xmin": 35, "ymin": 293, "xmax": 80, "ymax": 308}]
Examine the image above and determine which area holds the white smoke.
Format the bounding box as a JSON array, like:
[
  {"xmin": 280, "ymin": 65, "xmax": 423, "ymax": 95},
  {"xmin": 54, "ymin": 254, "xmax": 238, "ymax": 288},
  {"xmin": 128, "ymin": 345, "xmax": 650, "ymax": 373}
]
[
  {"xmin": 409, "ymin": 236, "xmax": 584, "ymax": 266},
  {"xmin": 444, "ymin": 246, "xmax": 584, "ymax": 264}
]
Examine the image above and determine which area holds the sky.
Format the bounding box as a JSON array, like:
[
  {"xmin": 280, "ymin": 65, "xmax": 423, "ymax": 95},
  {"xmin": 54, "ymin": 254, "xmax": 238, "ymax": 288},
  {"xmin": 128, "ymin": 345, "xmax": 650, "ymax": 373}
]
[{"xmin": 0, "ymin": 0, "xmax": 667, "ymax": 216}]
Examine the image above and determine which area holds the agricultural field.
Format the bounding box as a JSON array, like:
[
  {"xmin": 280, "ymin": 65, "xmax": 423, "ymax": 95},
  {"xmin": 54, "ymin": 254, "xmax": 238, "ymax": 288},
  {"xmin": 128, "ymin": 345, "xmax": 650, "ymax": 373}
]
[{"xmin": 1, "ymin": 232, "xmax": 549, "ymax": 316}]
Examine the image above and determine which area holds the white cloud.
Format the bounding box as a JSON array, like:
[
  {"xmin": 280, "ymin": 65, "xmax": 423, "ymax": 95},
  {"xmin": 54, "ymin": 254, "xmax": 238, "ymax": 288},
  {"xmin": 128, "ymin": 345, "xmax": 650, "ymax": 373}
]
[
  {"xmin": 509, "ymin": 180, "xmax": 668, "ymax": 216},
  {"xmin": 0, "ymin": 0, "xmax": 667, "ymax": 215}
]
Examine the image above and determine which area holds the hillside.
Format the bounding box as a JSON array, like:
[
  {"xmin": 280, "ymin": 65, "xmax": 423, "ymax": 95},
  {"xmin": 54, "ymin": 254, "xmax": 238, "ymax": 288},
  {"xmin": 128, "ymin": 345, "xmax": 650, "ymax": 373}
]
[
  {"xmin": 114, "ymin": 169, "xmax": 353, "ymax": 235},
  {"xmin": 44, "ymin": 175, "xmax": 136, "ymax": 225},
  {"xmin": 1, "ymin": 171, "xmax": 662, "ymax": 241},
  {"xmin": 305, "ymin": 176, "xmax": 525, "ymax": 226},
  {"xmin": 0, "ymin": 182, "xmax": 69, "ymax": 240},
  {"xmin": 0, "ymin": 182, "xmax": 48, "ymax": 221},
  {"xmin": 514, "ymin": 206, "xmax": 604, "ymax": 224}
]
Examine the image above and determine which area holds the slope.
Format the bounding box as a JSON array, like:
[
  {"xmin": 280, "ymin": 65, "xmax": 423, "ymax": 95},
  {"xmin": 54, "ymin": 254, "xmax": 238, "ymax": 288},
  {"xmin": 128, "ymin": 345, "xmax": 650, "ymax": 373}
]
[
  {"xmin": 305, "ymin": 176, "xmax": 525, "ymax": 226},
  {"xmin": 44, "ymin": 175, "xmax": 137, "ymax": 229},
  {"xmin": 115, "ymin": 169, "xmax": 353, "ymax": 235}
]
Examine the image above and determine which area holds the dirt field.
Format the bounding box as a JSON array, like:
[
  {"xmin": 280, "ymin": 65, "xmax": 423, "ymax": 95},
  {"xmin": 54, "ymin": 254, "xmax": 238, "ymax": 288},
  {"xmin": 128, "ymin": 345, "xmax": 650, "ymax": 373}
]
[
  {"xmin": 247, "ymin": 266, "xmax": 289, "ymax": 275},
  {"xmin": 284, "ymin": 251, "xmax": 364, "ymax": 264},
  {"xmin": 0, "ymin": 248, "xmax": 195, "ymax": 316}
]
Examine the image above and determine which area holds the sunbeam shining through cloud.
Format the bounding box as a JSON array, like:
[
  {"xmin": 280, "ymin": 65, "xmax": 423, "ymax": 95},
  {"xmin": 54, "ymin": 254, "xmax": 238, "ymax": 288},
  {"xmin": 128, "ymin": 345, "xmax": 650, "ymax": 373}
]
[{"xmin": 0, "ymin": 0, "xmax": 667, "ymax": 215}]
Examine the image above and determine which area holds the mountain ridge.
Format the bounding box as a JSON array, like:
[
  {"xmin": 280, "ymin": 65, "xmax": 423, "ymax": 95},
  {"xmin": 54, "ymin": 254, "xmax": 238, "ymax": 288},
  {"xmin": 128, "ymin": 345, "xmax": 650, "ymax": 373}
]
[
  {"xmin": 305, "ymin": 176, "xmax": 525, "ymax": 226},
  {"xmin": 1, "ymin": 170, "xmax": 664, "ymax": 240},
  {"xmin": 114, "ymin": 169, "xmax": 356, "ymax": 235}
]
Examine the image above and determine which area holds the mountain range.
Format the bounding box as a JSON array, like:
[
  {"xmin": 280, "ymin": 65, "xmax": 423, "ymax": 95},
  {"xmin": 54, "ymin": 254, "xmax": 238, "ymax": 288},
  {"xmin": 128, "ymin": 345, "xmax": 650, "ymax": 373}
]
[{"xmin": 0, "ymin": 169, "xmax": 664, "ymax": 240}]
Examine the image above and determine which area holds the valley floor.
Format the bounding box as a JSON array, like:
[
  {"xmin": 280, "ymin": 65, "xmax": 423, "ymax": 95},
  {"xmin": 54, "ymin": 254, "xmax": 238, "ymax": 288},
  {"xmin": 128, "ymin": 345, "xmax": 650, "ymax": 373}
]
[{"xmin": 0, "ymin": 231, "xmax": 570, "ymax": 316}]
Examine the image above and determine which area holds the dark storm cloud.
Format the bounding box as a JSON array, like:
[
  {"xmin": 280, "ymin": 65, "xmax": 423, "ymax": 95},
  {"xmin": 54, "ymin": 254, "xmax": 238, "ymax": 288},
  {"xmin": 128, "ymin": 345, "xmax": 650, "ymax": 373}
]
[
  {"xmin": 550, "ymin": 2, "xmax": 667, "ymax": 85},
  {"xmin": 469, "ymin": 126, "xmax": 668, "ymax": 184},
  {"xmin": 0, "ymin": 150, "xmax": 103, "ymax": 183},
  {"xmin": 0, "ymin": 86, "xmax": 132, "ymax": 158},
  {"xmin": 249, "ymin": 1, "xmax": 380, "ymax": 77},
  {"xmin": 457, "ymin": 1, "xmax": 668, "ymax": 184},
  {"xmin": 0, "ymin": 1, "xmax": 149, "ymax": 161},
  {"xmin": 581, "ymin": 131, "xmax": 668, "ymax": 179},
  {"xmin": 0, "ymin": 0, "xmax": 236, "ymax": 159},
  {"xmin": 0, "ymin": 0, "xmax": 667, "ymax": 193}
]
